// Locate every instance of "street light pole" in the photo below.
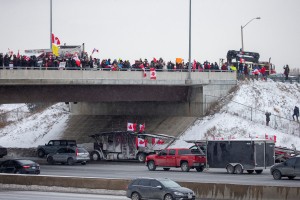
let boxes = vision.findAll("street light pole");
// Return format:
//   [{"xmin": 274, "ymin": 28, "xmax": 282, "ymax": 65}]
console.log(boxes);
[
  {"xmin": 50, "ymin": 0, "xmax": 53, "ymax": 51},
  {"xmin": 241, "ymin": 17, "xmax": 260, "ymax": 52},
  {"xmin": 188, "ymin": 0, "xmax": 192, "ymax": 81}
]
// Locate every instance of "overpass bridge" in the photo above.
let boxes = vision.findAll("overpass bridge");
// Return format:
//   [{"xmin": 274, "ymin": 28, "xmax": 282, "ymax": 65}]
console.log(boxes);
[
  {"xmin": 0, "ymin": 69, "xmax": 236, "ymax": 117},
  {"xmin": 0, "ymin": 69, "xmax": 237, "ymax": 141}
]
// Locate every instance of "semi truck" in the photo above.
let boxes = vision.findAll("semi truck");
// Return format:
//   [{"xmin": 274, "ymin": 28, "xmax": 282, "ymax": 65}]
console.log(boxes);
[
  {"xmin": 186, "ymin": 139, "xmax": 275, "ymax": 174},
  {"xmin": 88, "ymin": 131, "xmax": 175, "ymax": 162}
]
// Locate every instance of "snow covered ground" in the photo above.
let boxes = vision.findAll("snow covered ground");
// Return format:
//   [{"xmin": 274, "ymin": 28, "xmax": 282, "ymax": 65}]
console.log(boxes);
[{"xmin": 0, "ymin": 80, "xmax": 300, "ymax": 150}]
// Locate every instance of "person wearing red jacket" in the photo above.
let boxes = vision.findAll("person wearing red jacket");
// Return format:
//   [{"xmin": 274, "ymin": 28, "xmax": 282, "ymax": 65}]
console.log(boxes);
[{"xmin": 260, "ymin": 65, "xmax": 266, "ymax": 80}]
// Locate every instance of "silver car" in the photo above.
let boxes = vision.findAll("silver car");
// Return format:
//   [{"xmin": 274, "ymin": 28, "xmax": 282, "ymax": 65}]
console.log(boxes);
[{"xmin": 47, "ymin": 147, "xmax": 90, "ymax": 165}]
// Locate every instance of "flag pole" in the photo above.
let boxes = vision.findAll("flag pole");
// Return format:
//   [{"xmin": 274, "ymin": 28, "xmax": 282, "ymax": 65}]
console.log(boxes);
[{"xmin": 50, "ymin": 0, "xmax": 52, "ymax": 51}]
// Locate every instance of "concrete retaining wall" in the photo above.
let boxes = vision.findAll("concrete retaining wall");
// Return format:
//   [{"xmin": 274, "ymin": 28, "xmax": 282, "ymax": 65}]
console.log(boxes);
[{"xmin": 0, "ymin": 174, "xmax": 299, "ymax": 200}]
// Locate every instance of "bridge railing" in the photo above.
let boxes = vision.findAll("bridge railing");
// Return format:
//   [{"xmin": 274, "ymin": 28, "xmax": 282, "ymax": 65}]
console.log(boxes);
[
  {"xmin": 0, "ymin": 66, "xmax": 234, "ymax": 73},
  {"xmin": 205, "ymin": 94, "xmax": 300, "ymax": 137}
]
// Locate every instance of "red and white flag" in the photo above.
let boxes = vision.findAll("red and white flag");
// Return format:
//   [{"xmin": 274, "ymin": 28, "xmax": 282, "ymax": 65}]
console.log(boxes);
[
  {"xmin": 139, "ymin": 64, "xmax": 146, "ymax": 78},
  {"xmin": 127, "ymin": 122, "xmax": 137, "ymax": 132},
  {"xmin": 24, "ymin": 56, "xmax": 30, "ymax": 61},
  {"xmin": 150, "ymin": 68, "xmax": 156, "ymax": 80},
  {"xmin": 73, "ymin": 55, "xmax": 81, "ymax": 67},
  {"xmin": 136, "ymin": 137, "xmax": 147, "ymax": 147},
  {"xmin": 139, "ymin": 123, "xmax": 145, "ymax": 133},
  {"xmin": 17, "ymin": 50, "xmax": 20, "ymax": 59},
  {"xmin": 92, "ymin": 48, "xmax": 99, "ymax": 54},
  {"xmin": 52, "ymin": 33, "xmax": 61, "ymax": 45},
  {"xmin": 152, "ymin": 138, "xmax": 164, "ymax": 145},
  {"xmin": 239, "ymin": 58, "xmax": 245, "ymax": 63}
]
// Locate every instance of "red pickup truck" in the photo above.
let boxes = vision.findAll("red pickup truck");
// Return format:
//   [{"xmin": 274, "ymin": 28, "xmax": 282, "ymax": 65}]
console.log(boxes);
[{"xmin": 145, "ymin": 148, "xmax": 206, "ymax": 172}]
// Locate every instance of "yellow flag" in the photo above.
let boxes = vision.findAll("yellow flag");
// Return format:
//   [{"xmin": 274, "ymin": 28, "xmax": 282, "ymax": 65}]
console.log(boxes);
[{"xmin": 52, "ymin": 44, "xmax": 59, "ymax": 56}]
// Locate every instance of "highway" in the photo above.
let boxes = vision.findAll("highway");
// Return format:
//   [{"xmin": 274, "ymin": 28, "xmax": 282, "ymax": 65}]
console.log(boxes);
[
  {"xmin": 39, "ymin": 162, "xmax": 300, "ymax": 187},
  {"xmin": 0, "ymin": 191, "xmax": 127, "ymax": 200}
]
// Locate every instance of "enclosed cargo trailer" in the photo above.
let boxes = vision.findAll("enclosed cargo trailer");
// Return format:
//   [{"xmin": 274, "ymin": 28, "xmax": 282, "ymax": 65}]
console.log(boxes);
[{"xmin": 186, "ymin": 139, "xmax": 275, "ymax": 174}]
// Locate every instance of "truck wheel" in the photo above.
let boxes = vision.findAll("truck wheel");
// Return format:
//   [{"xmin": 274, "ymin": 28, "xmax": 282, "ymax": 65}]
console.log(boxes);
[
  {"xmin": 147, "ymin": 161, "xmax": 156, "ymax": 171},
  {"xmin": 247, "ymin": 170, "xmax": 254, "ymax": 174},
  {"xmin": 181, "ymin": 162, "xmax": 190, "ymax": 172},
  {"xmin": 288, "ymin": 176, "xmax": 295, "ymax": 180},
  {"xmin": 163, "ymin": 168, "xmax": 170, "ymax": 171},
  {"xmin": 234, "ymin": 164, "xmax": 243, "ymax": 174},
  {"xmin": 255, "ymin": 170, "xmax": 263, "ymax": 174},
  {"xmin": 37, "ymin": 149, "xmax": 45, "ymax": 158},
  {"xmin": 272, "ymin": 170, "xmax": 282, "ymax": 180},
  {"xmin": 91, "ymin": 151, "xmax": 100, "ymax": 161},
  {"xmin": 47, "ymin": 156, "xmax": 54, "ymax": 165},
  {"xmin": 226, "ymin": 164, "xmax": 234, "ymax": 174},
  {"xmin": 196, "ymin": 166, "xmax": 204, "ymax": 172},
  {"xmin": 137, "ymin": 153, "xmax": 146, "ymax": 163}
]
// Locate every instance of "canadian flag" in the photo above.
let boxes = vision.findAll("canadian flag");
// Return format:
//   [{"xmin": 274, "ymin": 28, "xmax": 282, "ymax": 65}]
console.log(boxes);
[
  {"xmin": 139, "ymin": 64, "xmax": 146, "ymax": 78},
  {"xmin": 73, "ymin": 55, "xmax": 81, "ymax": 67},
  {"xmin": 52, "ymin": 33, "xmax": 61, "ymax": 45},
  {"xmin": 150, "ymin": 68, "xmax": 156, "ymax": 80},
  {"xmin": 240, "ymin": 58, "xmax": 245, "ymax": 63},
  {"xmin": 127, "ymin": 122, "xmax": 137, "ymax": 132},
  {"xmin": 136, "ymin": 137, "xmax": 147, "ymax": 147},
  {"xmin": 24, "ymin": 56, "xmax": 30, "ymax": 61},
  {"xmin": 152, "ymin": 138, "xmax": 164, "ymax": 145},
  {"xmin": 139, "ymin": 123, "xmax": 145, "ymax": 133}
]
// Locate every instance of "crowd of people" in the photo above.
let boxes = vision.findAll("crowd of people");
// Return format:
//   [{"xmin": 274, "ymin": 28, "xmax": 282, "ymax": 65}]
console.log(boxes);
[{"xmin": 0, "ymin": 52, "xmax": 228, "ymax": 72}]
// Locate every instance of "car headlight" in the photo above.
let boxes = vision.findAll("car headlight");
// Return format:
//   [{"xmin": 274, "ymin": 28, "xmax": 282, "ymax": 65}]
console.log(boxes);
[{"xmin": 174, "ymin": 192, "xmax": 184, "ymax": 196}]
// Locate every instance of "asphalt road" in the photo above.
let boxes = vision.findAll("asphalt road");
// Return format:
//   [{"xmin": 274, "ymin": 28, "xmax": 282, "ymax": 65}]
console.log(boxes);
[
  {"xmin": 39, "ymin": 162, "xmax": 300, "ymax": 187},
  {"xmin": 0, "ymin": 191, "xmax": 128, "ymax": 200}
]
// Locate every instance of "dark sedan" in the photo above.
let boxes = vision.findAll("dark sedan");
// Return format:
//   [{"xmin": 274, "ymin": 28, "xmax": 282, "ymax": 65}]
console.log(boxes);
[
  {"xmin": 127, "ymin": 177, "xmax": 195, "ymax": 200},
  {"xmin": 0, "ymin": 159, "xmax": 40, "ymax": 174}
]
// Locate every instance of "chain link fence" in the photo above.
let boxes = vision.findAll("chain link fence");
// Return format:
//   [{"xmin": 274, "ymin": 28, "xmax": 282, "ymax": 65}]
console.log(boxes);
[{"xmin": 204, "ymin": 95, "xmax": 300, "ymax": 137}]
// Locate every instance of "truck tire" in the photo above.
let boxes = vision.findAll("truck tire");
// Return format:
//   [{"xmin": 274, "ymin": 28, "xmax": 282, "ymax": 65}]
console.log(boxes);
[
  {"xmin": 147, "ymin": 160, "xmax": 156, "ymax": 171},
  {"xmin": 37, "ymin": 149, "xmax": 45, "ymax": 158},
  {"xmin": 180, "ymin": 162, "xmax": 190, "ymax": 172},
  {"xmin": 288, "ymin": 176, "xmax": 295, "ymax": 180},
  {"xmin": 137, "ymin": 153, "xmax": 146, "ymax": 163},
  {"xmin": 272, "ymin": 170, "xmax": 282, "ymax": 180},
  {"xmin": 234, "ymin": 164, "xmax": 243, "ymax": 174},
  {"xmin": 163, "ymin": 168, "xmax": 170, "ymax": 171},
  {"xmin": 226, "ymin": 164, "xmax": 234, "ymax": 174},
  {"xmin": 47, "ymin": 156, "xmax": 54, "ymax": 165},
  {"xmin": 196, "ymin": 166, "xmax": 204, "ymax": 172},
  {"xmin": 247, "ymin": 170, "xmax": 254, "ymax": 174},
  {"xmin": 255, "ymin": 170, "xmax": 263, "ymax": 174},
  {"xmin": 90, "ymin": 151, "xmax": 100, "ymax": 161}
]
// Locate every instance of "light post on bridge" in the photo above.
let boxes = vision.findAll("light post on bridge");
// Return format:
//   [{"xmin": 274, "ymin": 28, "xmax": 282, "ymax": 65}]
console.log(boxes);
[
  {"xmin": 241, "ymin": 17, "xmax": 260, "ymax": 52},
  {"xmin": 187, "ymin": 0, "xmax": 192, "ymax": 82},
  {"xmin": 50, "ymin": 0, "xmax": 53, "ymax": 52}
]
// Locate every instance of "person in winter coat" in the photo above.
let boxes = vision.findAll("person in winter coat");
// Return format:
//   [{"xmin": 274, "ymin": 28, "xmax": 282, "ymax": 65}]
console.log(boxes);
[
  {"xmin": 284, "ymin": 65, "xmax": 290, "ymax": 80},
  {"xmin": 244, "ymin": 64, "xmax": 249, "ymax": 79},
  {"xmin": 265, "ymin": 112, "xmax": 271, "ymax": 126},
  {"xmin": 260, "ymin": 65, "xmax": 266, "ymax": 80},
  {"xmin": 293, "ymin": 106, "xmax": 299, "ymax": 121}
]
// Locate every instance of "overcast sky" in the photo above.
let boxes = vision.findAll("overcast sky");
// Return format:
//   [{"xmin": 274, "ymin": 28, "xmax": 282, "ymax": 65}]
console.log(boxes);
[{"xmin": 1, "ymin": 0, "xmax": 299, "ymax": 72}]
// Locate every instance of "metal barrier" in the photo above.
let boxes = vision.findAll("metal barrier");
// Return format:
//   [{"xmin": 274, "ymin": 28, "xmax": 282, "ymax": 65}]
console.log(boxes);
[{"xmin": 0, "ymin": 66, "xmax": 233, "ymax": 73}]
